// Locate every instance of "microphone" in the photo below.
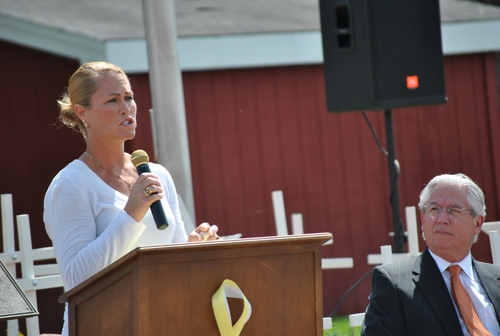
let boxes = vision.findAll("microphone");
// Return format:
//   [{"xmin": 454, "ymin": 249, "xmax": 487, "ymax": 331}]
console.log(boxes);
[{"xmin": 131, "ymin": 150, "xmax": 169, "ymax": 230}]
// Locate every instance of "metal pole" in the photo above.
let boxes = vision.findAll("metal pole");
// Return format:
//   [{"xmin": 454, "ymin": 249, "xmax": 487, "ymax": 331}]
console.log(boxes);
[
  {"xmin": 384, "ymin": 109, "xmax": 404, "ymax": 253},
  {"xmin": 141, "ymin": 0, "xmax": 196, "ymax": 223}
]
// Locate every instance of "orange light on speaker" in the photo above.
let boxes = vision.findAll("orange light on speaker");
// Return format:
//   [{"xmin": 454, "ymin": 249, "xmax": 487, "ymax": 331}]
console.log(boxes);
[{"xmin": 406, "ymin": 76, "xmax": 419, "ymax": 89}]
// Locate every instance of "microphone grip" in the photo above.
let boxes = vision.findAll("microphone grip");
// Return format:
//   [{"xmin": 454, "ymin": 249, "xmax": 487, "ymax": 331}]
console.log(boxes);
[{"xmin": 136, "ymin": 164, "xmax": 169, "ymax": 230}]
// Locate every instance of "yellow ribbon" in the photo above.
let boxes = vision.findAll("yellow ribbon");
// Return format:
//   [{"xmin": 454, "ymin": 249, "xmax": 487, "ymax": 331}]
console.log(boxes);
[{"xmin": 212, "ymin": 279, "xmax": 252, "ymax": 336}]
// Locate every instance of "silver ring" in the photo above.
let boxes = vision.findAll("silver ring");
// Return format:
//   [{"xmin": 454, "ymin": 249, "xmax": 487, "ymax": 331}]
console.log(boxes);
[{"xmin": 144, "ymin": 186, "xmax": 153, "ymax": 197}]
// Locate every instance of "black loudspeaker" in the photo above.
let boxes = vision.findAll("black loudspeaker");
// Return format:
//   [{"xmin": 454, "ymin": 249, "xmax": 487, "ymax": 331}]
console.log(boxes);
[{"xmin": 319, "ymin": 0, "xmax": 447, "ymax": 112}]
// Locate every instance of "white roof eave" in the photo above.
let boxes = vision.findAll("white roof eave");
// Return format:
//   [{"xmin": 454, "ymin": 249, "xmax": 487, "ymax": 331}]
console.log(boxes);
[
  {"xmin": 441, "ymin": 19, "xmax": 500, "ymax": 55},
  {"xmin": 1, "ymin": 14, "xmax": 500, "ymax": 73},
  {"xmin": 0, "ymin": 15, "xmax": 105, "ymax": 64}
]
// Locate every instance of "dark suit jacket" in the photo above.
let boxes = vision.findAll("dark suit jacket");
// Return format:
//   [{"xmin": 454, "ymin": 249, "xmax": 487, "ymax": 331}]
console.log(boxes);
[{"xmin": 362, "ymin": 248, "xmax": 500, "ymax": 336}]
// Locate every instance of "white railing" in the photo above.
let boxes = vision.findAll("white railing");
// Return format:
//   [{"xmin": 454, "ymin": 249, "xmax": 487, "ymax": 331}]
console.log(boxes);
[{"xmin": 1, "ymin": 194, "xmax": 63, "ymax": 336}]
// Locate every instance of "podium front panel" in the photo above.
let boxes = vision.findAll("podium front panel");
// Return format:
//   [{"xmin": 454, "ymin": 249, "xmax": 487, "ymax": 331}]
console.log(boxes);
[{"xmin": 142, "ymin": 242, "xmax": 320, "ymax": 334}]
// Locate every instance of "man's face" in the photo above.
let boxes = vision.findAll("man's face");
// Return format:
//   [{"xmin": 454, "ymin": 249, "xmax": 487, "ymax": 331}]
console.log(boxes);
[{"xmin": 420, "ymin": 183, "xmax": 484, "ymax": 262}]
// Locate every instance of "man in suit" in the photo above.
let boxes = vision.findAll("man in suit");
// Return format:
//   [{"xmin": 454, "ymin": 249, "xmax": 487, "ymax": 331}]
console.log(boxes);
[{"xmin": 362, "ymin": 173, "xmax": 500, "ymax": 335}]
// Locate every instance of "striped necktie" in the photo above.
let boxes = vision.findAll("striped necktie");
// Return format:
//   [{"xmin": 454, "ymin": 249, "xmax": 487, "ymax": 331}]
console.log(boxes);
[{"xmin": 448, "ymin": 265, "xmax": 491, "ymax": 336}]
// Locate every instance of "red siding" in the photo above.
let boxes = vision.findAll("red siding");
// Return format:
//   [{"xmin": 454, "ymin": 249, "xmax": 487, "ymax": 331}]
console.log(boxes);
[
  {"xmin": 1, "ymin": 37, "xmax": 500, "ymax": 332},
  {"xmin": 182, "ymin": 54, "xmax": 500, "ymax": 314},
  {"xmin": 0, "ymin": 40, "xmax": 80, "ymax": 335}
]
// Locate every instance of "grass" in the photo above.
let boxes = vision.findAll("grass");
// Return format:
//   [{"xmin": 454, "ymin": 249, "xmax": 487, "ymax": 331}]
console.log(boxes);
[{"xmin": 323, "ymin": 315, "xmax": 361, "ymax": 336}]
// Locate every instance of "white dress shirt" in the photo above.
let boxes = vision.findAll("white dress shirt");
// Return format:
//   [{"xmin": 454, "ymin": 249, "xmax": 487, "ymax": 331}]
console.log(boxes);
[{"xmin": 429, "ymin": 249, "xmax": 500, "ymax": 336}]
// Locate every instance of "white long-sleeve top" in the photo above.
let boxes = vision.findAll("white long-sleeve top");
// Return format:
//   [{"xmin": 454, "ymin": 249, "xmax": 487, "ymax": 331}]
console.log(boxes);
[{"xmin": 44, "ymin": 159, "xmax": 188, "ymax": 335}]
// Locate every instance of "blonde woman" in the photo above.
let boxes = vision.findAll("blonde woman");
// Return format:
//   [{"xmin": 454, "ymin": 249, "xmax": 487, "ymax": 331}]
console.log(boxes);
[{"xmin": 44, "ymin": 61, "xmax": 218, "ymax": 336}]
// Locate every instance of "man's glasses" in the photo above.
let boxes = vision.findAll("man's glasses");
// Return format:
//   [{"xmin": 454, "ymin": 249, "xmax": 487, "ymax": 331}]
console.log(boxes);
[{"xmin": 424, "ymin": 203, "xmax": 475, "ymax": 218}]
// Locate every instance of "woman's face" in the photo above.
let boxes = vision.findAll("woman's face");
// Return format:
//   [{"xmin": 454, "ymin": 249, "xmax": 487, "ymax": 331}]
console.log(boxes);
[{"xmin": 78, "ymin": 71, "xmax": 137, "ymax": 144}]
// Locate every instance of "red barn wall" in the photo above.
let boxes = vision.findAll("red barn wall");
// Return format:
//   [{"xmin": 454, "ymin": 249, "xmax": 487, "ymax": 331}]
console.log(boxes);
[
  {"xmin": 1, "ymin": 38, "xmax": 499, "ymax": 333},
  {"xmin": 181, "ymin": 54, "xmax": 500, "ymax": 315}
]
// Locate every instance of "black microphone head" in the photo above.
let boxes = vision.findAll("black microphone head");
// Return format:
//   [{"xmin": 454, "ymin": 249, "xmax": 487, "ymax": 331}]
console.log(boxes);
[{"xmin": 131, "ymin": 149, "xmax": 149, "ymax": 167}]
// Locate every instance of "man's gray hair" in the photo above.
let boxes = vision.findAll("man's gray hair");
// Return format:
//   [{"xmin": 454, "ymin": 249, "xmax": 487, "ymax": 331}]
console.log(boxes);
[{"xmin": 418, "ymin": 173, "xmax": 486, "ymax": 217}]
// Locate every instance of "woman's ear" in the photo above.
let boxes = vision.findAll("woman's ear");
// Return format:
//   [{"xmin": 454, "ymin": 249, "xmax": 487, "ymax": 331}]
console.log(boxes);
[{"xmin": 74, "ymin": 104, "xmax": 87, "ymax": 122}]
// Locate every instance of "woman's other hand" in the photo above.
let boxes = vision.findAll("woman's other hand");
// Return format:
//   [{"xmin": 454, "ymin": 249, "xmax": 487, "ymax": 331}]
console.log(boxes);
[{"xmin": 189, "ymin": 222, "xmax": 220, "ymax": 242}]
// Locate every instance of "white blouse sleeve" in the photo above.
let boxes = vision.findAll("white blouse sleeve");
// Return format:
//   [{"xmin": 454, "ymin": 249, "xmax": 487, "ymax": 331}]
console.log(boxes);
[{"xmin": 44, "ymin": 177, "xmax": 146, "ymax": 290}]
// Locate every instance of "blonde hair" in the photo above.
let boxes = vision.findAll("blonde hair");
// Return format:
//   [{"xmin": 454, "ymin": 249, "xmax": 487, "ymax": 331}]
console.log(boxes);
[{"xmin": 57, "ymin": 61, "xmax": 127, "ymax": 140}]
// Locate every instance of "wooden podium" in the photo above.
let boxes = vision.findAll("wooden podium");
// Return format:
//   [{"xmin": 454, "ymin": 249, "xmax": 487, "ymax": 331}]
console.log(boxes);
[{"xmin": 59, "ymin": 233, "xmax": 332, "ymax": 335}]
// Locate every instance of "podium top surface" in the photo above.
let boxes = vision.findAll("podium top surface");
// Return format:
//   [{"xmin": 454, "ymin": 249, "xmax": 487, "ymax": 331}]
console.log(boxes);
[{"xmin": 59, "ymin": 232, "xmax": 332, "ymax": 303}]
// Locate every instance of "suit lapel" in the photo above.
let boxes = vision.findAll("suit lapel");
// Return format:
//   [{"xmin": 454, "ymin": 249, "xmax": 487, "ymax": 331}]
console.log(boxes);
[{"xmin": 412, "ymin": 249, "xmax": 463, "ymax": 335}]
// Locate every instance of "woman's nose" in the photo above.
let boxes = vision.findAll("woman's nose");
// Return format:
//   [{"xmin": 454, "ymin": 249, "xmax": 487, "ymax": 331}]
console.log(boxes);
[{"xmin": 120, "ymin": 101, "xmax": 131, "ymax": 114}]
